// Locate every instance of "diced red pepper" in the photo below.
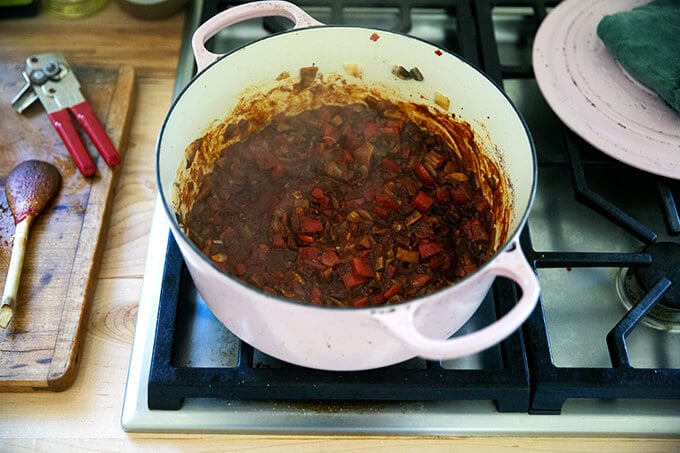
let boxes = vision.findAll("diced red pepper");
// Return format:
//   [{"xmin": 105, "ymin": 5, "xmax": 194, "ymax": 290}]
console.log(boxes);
[
  {"xmin": 235, "ymin": 263, "xmax": 247, "ymax": 276},
  {"xmin": 383, "ymin": 284, "xmax": 401, "ymax": 300},
  {"xmin": 418, "ymin": 242, "xmax": 443, "ymax": 259},
  {"xmin": 300, "ymin": 217, "xmax": 323, "ymax": 233},
  {"xmin": 412, "ymin": 190, "xmax": 435, "ymax": 213},
  {"xmin": 297, "ymin": 234, "xmax": 315, "ymax": 244},
  {"xmin": 341, "ymin": 272, "xmax": 368, "ymax": 289},
  {"xmin": 380, "ymin": 158, "xmax": 401, "ymax": 173},
  {"xmin": 414, "ymin": 162, "xmax": 436, "ymax": 185},
  {"xmin": 411, "ymin": 274, "xmax": 431, "ymax": 289},
  {"xmin": 310, "ymin": 187, "xmax": 326, "ymax": 201},
  {"xmin": 352, "ymin": 257, "xmax": 376, "ymax": 278},
  {"xmin": 352, "ymin": 295, "xmax": 370, "ymax": 307}
]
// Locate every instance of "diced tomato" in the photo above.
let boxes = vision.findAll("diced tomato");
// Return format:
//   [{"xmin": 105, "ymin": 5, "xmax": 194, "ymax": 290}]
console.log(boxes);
[
  {"xmin": 414, "ymin": 162, "xmax": 436, "ymax": 185},
  {"xmin": 310, "ymin": 187, "xmax": 325, "ymax": 201},
  {"xmin": 386, "ymin": 264, "xmax": 399, "ymax": 279},
  {"xmin": 418, "ymin": 242, "xmax": 443, "ymax": 259},
  {"xmin": 297, "ymin": 246, "xmax": 321, "ymax": 264},
  {"xmin": 235, "ymin": 263, "xmax": 247, "ymax": 276},
  {"xmin": 352, "ymin": 295, "xmax": 370, "ymax": 307},
  {"xmin": 319, "ymin": 249, "xmax": 340, "ymax": 267},
  {"xmin": 300, "ymin": 217, "xmax": 323, "ymax": 233},
  {"xmin": 375, "ymin": 193, "xmax": 400, "ymax": 211},
  {"xmin": 412, "ymin": 190, "xmax": 435, "ymax": 213},
  {"xmin": 380, "ymin": 158, "xmax": 401, "ymax": 173},
  {"xmin": 369, "ymin": 294, "xmax": 385, "ymax": 305},
  {"xmin": 450, "ymin": 186, "xmax": 471, "ymax": 204},
  {"xmin": 459, "ymin": 218, "xmax": 489, "ymax": 243},
  {"xmin": 429, "ymin": 252, "xmax": 451, "ymax": 271},
  {"xmin": 411, "ymin": 274, "xmax": 431, "ymax": 289},
  {"xmin": 363, "ymin": 122, "xmax": 379, "ymax": 141},
  {"xmin": 341, "ymin": 272, "xmax": 368, "ymax": 289},
  {"xmin": 471, "ymin": 195, "xmax": 491, "ymax": 216},
  {"xmin": 352, "ymin": 257, "xmax": 376, "ymax": 278},
  {"xmin": 371, "ymin": 205, "xmax": 390, "ymax": 220},
  {"xmin": 383, "ymin": 284, "xmax": 401, "ymax": 300}
]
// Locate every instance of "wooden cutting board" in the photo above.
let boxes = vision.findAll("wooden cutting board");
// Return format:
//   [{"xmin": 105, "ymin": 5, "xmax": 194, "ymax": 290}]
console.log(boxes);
[{"xmin": 0, "ymin": 60, "xmax": 135, "ymax": 392}]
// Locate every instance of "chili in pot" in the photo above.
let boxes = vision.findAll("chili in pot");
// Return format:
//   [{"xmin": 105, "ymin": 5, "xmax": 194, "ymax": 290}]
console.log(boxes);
[{"xmin": 180, "ymin": 76, "xmax": 503, "ymax": 308}]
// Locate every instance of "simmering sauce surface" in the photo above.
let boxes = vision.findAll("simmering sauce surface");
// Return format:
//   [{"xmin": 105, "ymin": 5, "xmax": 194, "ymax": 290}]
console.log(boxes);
[{"xmin": 181, "ymin": 92, "xmax": 506, "ymax": 307}]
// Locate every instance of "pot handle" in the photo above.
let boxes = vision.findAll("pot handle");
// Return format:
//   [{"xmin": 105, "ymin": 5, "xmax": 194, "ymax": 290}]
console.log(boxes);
[
  {"xmin": 372, "ymin": 237, "xmax": 540, "ymax": 361},
  {"xmin": 192, "ymin": 0, "xmax": 324, "ymax": 73}
]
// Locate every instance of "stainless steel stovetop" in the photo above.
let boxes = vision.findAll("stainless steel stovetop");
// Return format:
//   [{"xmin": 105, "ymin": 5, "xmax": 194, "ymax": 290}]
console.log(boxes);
[{"xmin": 121, "ymin": 0, "xmax": 680, "ymax": 436}]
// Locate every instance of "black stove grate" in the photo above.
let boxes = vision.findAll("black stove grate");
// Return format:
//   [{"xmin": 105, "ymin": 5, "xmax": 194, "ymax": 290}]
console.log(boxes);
[
  {"xmin": 148, "ymin": 236, "xmax": 531, "ymax": 411},
  {"xmin": 147, "ymin": 0, "xmax": 680, "ymax": 413}
]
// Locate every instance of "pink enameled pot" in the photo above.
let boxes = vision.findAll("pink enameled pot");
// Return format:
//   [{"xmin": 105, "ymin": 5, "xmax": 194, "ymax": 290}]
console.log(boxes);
[{"xmin": 156, "ymin": 0, "xmax": 539, "ymax": 371}]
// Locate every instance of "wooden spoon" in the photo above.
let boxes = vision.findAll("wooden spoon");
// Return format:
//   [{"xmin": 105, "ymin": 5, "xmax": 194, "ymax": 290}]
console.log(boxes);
[{"xmin": 0, "ymin": 160, "xmax": 61, "ymax": 329}]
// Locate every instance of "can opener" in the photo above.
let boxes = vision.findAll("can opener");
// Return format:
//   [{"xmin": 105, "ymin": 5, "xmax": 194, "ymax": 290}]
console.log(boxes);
[{"xmin": 11, "ymin": 52, "xmax": 121, "ymax": 177}]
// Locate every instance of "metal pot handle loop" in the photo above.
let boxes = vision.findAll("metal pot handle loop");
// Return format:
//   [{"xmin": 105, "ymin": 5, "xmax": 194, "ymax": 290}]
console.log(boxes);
[
  {"xmin": 373, "ymin": 237, "xmax": 540, "ymax": 361},
  {"xmin": 192, "ymin": 0, "xmax": 324, "ymax": 73}
]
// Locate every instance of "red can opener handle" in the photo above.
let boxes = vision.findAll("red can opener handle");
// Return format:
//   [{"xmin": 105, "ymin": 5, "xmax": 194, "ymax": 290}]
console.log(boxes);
[
  {"xmin": 11, "ymin": 52, "xmax": 123, "ymax": 178},
  {"xmin": 48, "ymin": 102, "xmax": 121, "ymax": 177}
]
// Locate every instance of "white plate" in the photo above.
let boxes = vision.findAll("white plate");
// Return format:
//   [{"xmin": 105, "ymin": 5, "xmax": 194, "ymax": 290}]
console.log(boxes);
[{"xmin": 532, "ymin": 0, "xmax": 680, "ymax": 179}]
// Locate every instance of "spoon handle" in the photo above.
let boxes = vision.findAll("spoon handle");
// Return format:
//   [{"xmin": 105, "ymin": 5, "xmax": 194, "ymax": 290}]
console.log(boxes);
[{"xmin": 0, "ymin": 217, "xmax": 33, "ymax": 329}]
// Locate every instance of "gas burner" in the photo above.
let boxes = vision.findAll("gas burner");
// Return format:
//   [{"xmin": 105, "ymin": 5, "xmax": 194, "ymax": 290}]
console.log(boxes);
[{"xmin": 617, "ymin": 241, "xmax": 680, "ymax": 332}]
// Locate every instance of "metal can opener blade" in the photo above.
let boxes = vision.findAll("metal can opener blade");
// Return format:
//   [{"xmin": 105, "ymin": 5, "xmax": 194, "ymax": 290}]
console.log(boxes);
[{"xmin": 11, "ymin": 52, "xmax": 121, "ymax": 177}]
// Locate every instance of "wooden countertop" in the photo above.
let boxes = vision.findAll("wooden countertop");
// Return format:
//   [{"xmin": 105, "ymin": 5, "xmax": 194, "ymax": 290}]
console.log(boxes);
[{"xmin": 0, "ymin": 3, "xmax": 678, "ymax": 451}]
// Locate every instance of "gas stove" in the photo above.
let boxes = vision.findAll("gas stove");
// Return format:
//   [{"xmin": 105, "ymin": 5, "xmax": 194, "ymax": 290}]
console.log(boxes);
[{"xmin": 121, "ymin": 0, "xmax": 680, "ymax": 435}]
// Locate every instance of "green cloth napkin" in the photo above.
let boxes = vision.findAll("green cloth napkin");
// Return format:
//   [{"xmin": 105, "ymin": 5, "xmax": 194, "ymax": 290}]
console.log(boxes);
[{"xmin": 597, "ymin": 0, "xmax": 680, "ymax": 113}]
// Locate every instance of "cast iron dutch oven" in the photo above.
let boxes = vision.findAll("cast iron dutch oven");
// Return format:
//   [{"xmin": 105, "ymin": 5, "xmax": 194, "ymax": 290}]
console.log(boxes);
[{"xmin": 156, "ymin": 0, "xmax": 539, "ymax": 371}]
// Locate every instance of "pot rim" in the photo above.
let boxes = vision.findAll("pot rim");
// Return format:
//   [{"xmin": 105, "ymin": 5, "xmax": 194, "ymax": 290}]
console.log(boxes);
[{"xmin": 155, "ymin": 25, "xmax": 538, "ymax": 311}]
